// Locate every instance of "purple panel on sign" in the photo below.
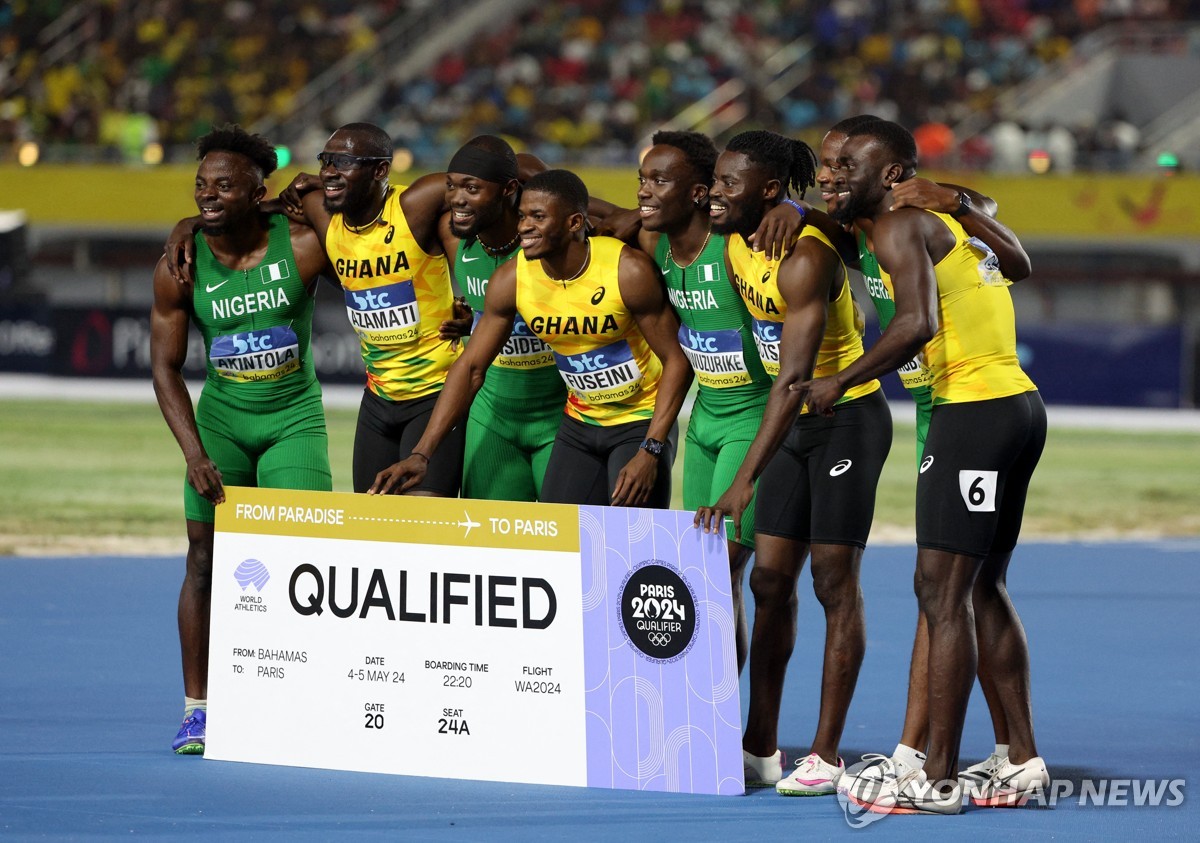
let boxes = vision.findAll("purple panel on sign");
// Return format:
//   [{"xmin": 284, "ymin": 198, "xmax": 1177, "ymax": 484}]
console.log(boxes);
[{"xmin": 580, "ymin": 506, "xmax": 743, "ymax": 795}]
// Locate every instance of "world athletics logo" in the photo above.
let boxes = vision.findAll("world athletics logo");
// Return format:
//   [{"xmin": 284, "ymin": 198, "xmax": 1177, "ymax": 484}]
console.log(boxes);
[
  {"xmin": 617, "ymin": 561, "xmax": 697, "ymax": 663},
  {"xmin": 233, "ymin": 559, "xmax": 271, "ymax": 592}
]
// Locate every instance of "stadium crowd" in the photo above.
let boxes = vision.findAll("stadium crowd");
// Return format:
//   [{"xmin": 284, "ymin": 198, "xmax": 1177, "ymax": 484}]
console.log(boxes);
[{"xmin": 2, "ymin": 0, "xmax": 1196, "ymax": 169}]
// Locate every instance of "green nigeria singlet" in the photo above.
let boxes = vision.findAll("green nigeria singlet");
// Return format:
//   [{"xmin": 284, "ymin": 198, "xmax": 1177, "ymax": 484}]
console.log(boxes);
[
  {"xmin": 192, "ymin": 213, "xmax": 317, "ymax": 400},
  {"xmin": 857, "ymin": 230, "xmax": 933, "ymax": 463},
  {"xmin": 656, "ymin": 231, "xmax": 771, "ymax": 548},
  {"xmin": 457, "ymin": 238, "xmax": 566, "ymax": 500},
  {"xmin": 185, "ymin": 213, "xmax": 331, "ymax": 523},
  {"xmin": 656, "ymin": 232, "xmax": 772, "ymax": 413}
]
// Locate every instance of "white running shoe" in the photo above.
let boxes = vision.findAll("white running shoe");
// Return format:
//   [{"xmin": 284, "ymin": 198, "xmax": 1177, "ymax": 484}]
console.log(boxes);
[
  {"xmin": 848, "ymin": 768, "xmax": 964, "ymax": 816},
  {"xmin": 837, "ymin": 753, "xmax": 918, "ymax": 798},
  {"xmin": 958, "ymin": 751, "xmax": 1007, "ymax": 795},
  {"xmin": 776, "ymin": 752, "xmax": 844, "ymax": 796},
  {"xmin": 743, "ymin": 749, "xmax": 784, "ymax": 788},
  {"xmin": 970, "ymin": 756, "xmax": 1050, "ymax": 807}
]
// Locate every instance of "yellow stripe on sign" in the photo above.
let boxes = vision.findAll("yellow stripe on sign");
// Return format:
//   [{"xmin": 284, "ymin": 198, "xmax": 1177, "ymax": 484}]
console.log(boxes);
[{"xmin": 218, "ymin": 487, "xmax": 580, "ymax": 552}]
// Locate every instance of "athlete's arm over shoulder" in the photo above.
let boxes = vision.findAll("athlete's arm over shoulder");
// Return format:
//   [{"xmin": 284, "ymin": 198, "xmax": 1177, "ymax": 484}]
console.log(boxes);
[
  {"xmin": 149, "ymin": 259, "xmax": 224, "ymax": 504},
  {"xmin": 803, "ymin": 207, "xmax": 859, "ymax": 267},
  {"xmin": 793, "ymin": 210, "xmax": 939, "ymax": 416},
  {"xmin": 287, "ymin": 218, "xmax": 332, "ymax": 294},
  {"xmin": 889, "ymin": 177, "xmax": 1030, "ymax": 281},
  {"xmin": 396, "ymin": 172, "xmax": 449, "ymax": 256}
]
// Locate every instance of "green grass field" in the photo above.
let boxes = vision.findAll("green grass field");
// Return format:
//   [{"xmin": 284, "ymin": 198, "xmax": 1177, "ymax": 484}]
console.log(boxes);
[{"xmin": 2, "ymin": 399, "xmax": 1198, "ymax": 554}]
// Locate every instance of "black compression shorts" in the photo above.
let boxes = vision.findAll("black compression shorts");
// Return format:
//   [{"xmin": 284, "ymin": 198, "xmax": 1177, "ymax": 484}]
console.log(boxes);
[
  {"xmin": 755, "ymin": 389, "xmax": 893, "ymax": 546},
  {"xmin": 352, "ymin": 389, "xmax": 464, "ymax": 496},
  {"xmin": 916, "ymin": 390, "xmax": 1046, "ymax": 558},
  {"xmin": 539, "ymin": 415, "xmax": 677, "ymax": 508}
]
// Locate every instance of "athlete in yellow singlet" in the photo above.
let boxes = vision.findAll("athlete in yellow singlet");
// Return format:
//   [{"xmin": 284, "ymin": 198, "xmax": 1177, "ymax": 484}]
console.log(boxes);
[
  {"xmin": 286, "ymin": 123, "xmax": 469, "ymax": 496},
  {"xmin": 800, "ymin": 119, "xmax": 1047, "ymax": 814},
  {"xmin": 370, "ymin": 169, "xmax": 693, "ymax": 508},
  {"xmin": 693, "ymin": 131, "xmax": 892, "ymax": 796}
]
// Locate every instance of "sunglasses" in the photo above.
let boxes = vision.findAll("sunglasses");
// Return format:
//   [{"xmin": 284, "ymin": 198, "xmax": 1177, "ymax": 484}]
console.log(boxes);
[{"xmin": 317, "ymin": 152, "xmax": 390, "ymax": 172}]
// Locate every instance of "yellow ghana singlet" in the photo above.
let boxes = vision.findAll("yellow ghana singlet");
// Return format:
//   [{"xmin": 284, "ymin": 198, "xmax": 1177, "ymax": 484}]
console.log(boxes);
[
  {"xmin": 325, "ymin": 185, "xmax": 459, "ymax": 401},
  {"xmin": 515, "ymin": 236, "xmax": 661, "ymax": 426},
  {"xmin": 728, "ymin": 229, "xmax": 879, "ymax": 411},
  {"xmin": 875, "ymin": 212, "xmax": 1036, "ymax": 404}
]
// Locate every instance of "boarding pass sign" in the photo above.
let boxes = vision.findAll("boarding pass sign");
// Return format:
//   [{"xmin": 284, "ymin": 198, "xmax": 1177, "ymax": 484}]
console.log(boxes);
[{"xmin": 206, "ymin": 487, "xmax": 743, "ymax": 795}]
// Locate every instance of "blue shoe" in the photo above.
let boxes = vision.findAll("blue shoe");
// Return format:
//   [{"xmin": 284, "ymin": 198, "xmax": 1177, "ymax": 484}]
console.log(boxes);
[{"xmin": 172, "ymin": 709, "xmax": 206, "ymax": 755}]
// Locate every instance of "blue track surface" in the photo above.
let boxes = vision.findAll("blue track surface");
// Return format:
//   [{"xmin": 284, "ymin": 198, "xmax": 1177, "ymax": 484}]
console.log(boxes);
[{"xmin": 2, "ymin": 541, "xmax": 1198, "ymax": 839}]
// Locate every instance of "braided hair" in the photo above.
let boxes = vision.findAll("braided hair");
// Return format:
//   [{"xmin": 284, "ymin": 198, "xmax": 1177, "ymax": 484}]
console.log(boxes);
[{"xmin": 725, "ymin": 130, "xmax": 818, "ymax": 199}]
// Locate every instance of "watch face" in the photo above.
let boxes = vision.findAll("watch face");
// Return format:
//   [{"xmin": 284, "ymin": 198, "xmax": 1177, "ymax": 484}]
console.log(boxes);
[{"xmin": 641, "ymin": 438, "xmax": 664, "ymax": 456}]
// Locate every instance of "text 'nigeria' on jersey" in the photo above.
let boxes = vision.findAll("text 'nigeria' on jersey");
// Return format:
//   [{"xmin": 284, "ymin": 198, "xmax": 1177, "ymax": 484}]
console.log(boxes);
[
  {"xmin": 667, "ymin": 287, "xmax": 720, "ymax": 312},
  {"xmin": 210, "ymin": 287, "xmax": 293, "ymax": 323},
  {"xmin": 864, "ymin": 273, "xmax": 890, "ymax": 301}
]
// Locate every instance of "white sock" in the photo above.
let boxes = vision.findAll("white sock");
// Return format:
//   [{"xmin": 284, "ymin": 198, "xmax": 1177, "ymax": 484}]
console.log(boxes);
[
  {"xmin": 893, "ymin": 743, "xmax": 926, "ymax": 771},
  {"xmin": 184, "ymin": 697, "xmax": 207, "ymax": 716},
  {"xmin": 995, "ymin": 743, "xmax": 1009, "ymax": 759}
]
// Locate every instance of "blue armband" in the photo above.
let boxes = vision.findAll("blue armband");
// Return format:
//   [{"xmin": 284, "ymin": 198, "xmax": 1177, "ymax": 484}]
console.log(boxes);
[{"xmin": 782, "ymin": 198, "xmax": 806, "ymax": 220}]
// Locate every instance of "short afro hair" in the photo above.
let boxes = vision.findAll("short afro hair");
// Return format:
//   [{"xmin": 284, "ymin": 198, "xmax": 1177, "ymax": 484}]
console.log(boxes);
[
  {"xmin": 523, "ymin": 169, "xmax": 589, "ymax": 216},
  {"xmin": 845, "ymin": 120, "xmax": 918, "ymax": 171},
  {"xmin": 196, "ymin": 124, "xmax": 277, "ymax": 178},
  {"xmin": 829, "ymin": 114, "xmax": 882, "ymax": 135},
  {"xmin": 650, "ymin": 130, "xmax": 718, "ymax": 185}
]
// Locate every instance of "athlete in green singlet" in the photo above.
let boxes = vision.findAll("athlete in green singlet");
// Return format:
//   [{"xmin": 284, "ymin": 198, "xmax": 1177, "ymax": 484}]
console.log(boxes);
[
  {"xmin": 445, "ymin": 136, "xmax": 566, "ymax": 501},
  {"xmin": 631, "ymin": 131, "xmax": 780, "ymax": 674},
  {"xmin": 151, "ymin": 125, "xmax": 332, "ymax": 756}
]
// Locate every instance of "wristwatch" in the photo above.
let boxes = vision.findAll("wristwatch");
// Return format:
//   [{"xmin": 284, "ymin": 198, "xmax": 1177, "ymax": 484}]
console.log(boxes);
[
  {"xmin": 950, "ymin": 191, "xmax": 973, "ymax": 218},
  {"xmin": 639, "ymin": 438, "xmax": 665, "ymax": 457}
]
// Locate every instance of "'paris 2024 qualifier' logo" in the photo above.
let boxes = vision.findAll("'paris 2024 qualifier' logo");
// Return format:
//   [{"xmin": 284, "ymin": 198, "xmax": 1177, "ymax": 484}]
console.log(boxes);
[{"xmin": 618, "ymin": 561, "xmax": 697, "ymax": 662}]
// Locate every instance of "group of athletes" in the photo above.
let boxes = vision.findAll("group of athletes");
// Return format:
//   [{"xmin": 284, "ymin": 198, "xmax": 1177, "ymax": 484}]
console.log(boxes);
[{"xmin": 150, "ymin": 114, "xmax": 1047, "ymax": 816}]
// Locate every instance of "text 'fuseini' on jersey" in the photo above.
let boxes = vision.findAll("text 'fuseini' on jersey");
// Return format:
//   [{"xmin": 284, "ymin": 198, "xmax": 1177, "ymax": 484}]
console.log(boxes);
[
  {"xmin": 457, "ymin": 239, "xmax": 566, "ymax": 406},
  {"xmin": 656, "ymin": 232, "xmax": 771, "ymax": 410},
  {"xmin": 515, "ymin": 236, "xmax": 661, "ymax": 426},
  {"xmin": 881, "ymin": 212, "xmax": 1035, "ymax": 404},
  {"xmin": 325, "ymin": 185, "xmax": 459, "ymax": 402},
  {"xmin": 728, "ymin": 228, "xmax": 879, "ymax": 411},
  {"xmin": 191, "ymin": 214, "xmax": 316, "ymax": 400}
]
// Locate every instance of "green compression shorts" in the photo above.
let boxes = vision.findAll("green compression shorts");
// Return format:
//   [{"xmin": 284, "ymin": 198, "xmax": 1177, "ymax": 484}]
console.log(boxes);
[
  {"xmin": 462, "ymin": 388, "xmax": 563, "ymax": 501},
  {"xmin": 185, "ymin": 378, "xmax": 332, "ymax": 523},
  {"xmin": 681, "ymin": 393, "xmax": 768, "ymax": 549}
]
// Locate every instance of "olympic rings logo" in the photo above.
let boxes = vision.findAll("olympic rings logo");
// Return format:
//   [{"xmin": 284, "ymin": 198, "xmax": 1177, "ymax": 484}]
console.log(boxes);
[{"xmin": 647, "ymin": 632, "xmax": 672, "ymax": 647}]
